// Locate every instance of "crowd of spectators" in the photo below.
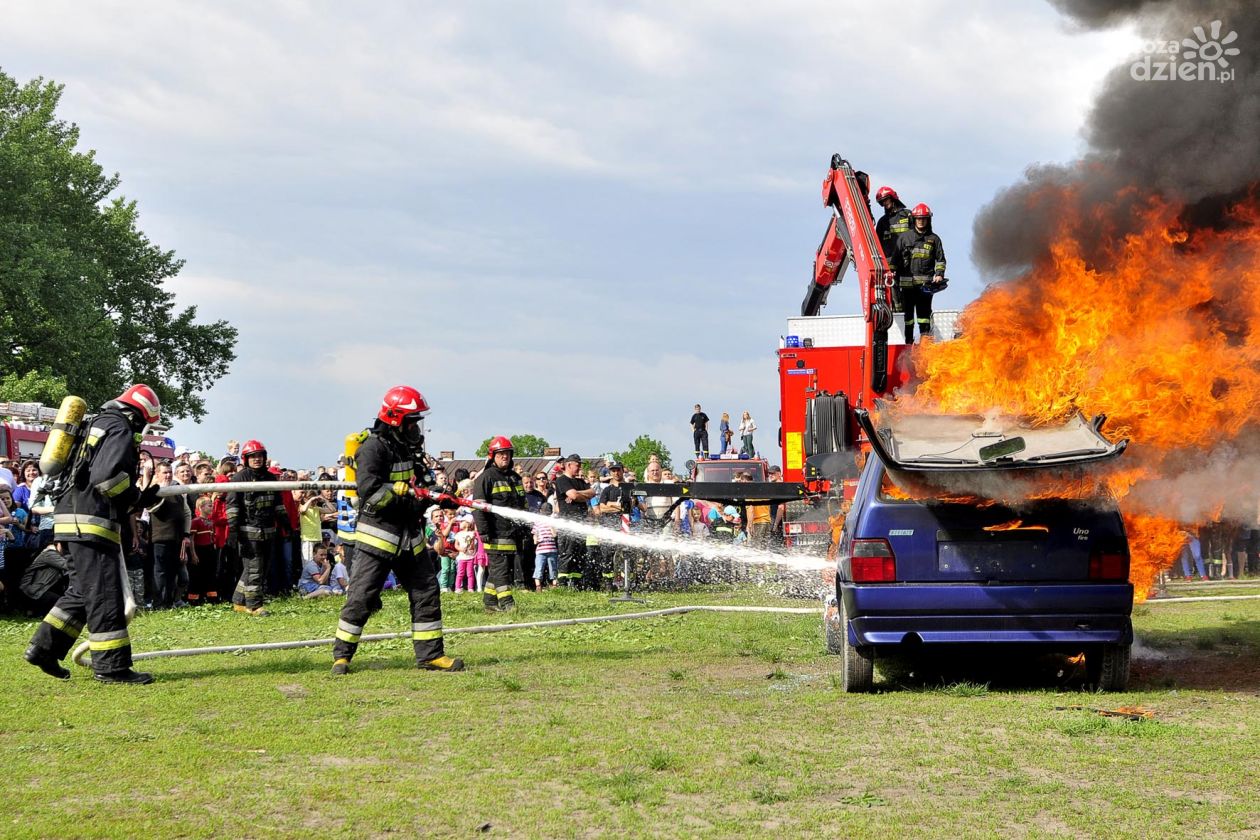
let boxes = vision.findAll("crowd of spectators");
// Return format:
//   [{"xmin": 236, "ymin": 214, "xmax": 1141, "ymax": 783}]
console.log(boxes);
[
  {"xmin": 0, "ymin": 442, "xmax": 785, "ymax": 611},
  {"xmin": 5, "ymin": 438, "xmax": 1253, "ymax": 613}
]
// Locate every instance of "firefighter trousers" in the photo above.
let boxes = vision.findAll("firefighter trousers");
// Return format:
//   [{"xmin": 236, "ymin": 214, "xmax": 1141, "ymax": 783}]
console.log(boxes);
[
  {"xmin": 557, "ymin": 530, "xmax": 586, "ymax": 587},
  {"xmin": 693, "ymin": 429, "xmax": 709, "ymax": 458},
  {"xmin": 29, "ymin": 540, "xmax": 132, "ymax": 674},
  {"xmin": 901, "ymin": 282, "xmax": 933, "ymax": 343},
  {"xmin": 333, "ymin": 546, "xmax": 445, "ymax": 664},
  {"xmin": 232, "ymin": 538, "xmax": 271, "ymax": 609},
  {"xmin": 483, "ymin": 550, "xmax": 516, "ymax": 610}
]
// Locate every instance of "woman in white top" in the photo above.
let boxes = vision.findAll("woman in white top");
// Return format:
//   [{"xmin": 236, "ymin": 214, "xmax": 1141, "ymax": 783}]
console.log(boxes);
[{"xmin": 738, "ymin": 411, "xmax": 757, "ymax": 457}]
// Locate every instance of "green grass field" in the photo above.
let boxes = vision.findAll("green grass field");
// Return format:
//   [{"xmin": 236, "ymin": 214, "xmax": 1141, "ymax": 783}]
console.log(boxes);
[{"xmin": 1, "ymin": 584, "xmax": 1258, "ymax": 838}]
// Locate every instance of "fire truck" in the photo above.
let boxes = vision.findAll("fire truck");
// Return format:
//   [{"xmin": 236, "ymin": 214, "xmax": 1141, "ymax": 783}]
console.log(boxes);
[
  {"xmin": 0, "ymin": 401, "xmax": 175, "ymax": 464},
  {"xmin": 776, "ymin": 155, "xmax": 959, "ymax": 546}
]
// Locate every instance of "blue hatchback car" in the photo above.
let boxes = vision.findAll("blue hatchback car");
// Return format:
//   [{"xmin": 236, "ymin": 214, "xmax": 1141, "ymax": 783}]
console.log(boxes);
[{"xmin": 826, "ymin": 414, "xmax": 1134, "ymax": 693}]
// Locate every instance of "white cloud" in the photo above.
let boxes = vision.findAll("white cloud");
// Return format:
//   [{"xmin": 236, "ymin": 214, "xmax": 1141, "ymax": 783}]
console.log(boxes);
[{"xmin": 2, "ymin": 0, "xmax": 1142, "ymax": 465}]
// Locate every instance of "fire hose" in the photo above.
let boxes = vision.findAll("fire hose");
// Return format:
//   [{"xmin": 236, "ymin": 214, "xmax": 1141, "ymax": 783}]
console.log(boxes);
[
  {"xmin": 71, "ymin": 606, "xmax": 821, "ymax": 667},
  {"xmin": 156, "ymin": 481, "xmax": 489, "ymax": 512}
]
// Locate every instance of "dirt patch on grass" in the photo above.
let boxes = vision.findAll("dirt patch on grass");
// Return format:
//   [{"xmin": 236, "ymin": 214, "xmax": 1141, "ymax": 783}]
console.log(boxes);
[{"xmin": 1132, "ymin": 650, "xmax": 1260, "ymax": 691}]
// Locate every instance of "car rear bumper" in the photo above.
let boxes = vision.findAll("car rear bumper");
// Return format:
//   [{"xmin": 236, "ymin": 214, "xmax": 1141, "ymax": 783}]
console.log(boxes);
[{"xmin": 840, "ymin": 583, "xmax": 1133, "ymax": 647}]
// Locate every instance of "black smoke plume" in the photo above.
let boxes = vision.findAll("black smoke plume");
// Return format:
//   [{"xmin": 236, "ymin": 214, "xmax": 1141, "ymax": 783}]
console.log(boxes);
[{"xmin": 972, "ymin": 0, "xmax": 1260, "ymax": 276}]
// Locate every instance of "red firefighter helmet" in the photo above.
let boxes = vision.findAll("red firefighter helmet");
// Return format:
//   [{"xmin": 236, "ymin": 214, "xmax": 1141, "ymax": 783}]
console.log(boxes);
[
  {"xmin": 114, "ymin": 384, "xmax": 161, "ymax": 425},
  {"xmin": 488, "ymin": 435, "xmax": 514, "ymax": 455},
  {"xmin": 378, "ymin": 385, "xmax": 430, "ymax": 427},
  {"xmin": 875, "ymin": 186, "xmax": 899, "ymax": 203},
  {"xmin": 910, "ymin": 202, "xmax": 933, "ymax": 218},
  {"xmin": 241, "ymin": 439, "xmax": 267, "ymax": 459}
]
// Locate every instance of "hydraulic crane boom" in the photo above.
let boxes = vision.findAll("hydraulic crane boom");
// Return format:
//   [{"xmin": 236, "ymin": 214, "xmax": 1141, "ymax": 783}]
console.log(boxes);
[{"xmin": 799, "ymin": 153, "xmax": 897, "ymax": 402}]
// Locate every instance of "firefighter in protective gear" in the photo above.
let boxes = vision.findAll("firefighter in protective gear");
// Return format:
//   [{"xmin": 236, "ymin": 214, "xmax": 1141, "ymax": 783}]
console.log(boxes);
[
  {"xmin": 874, "ymin": 186, "xmax": 912, "ymax": 260},
  {"xmin": 331, "ymin": 386, "xmax": 463, "ymax": 675},
  {"xmin": 472, "ymin": 436, "xmax": 526, "ymax": 611},
  {"xmin": 226, "ymin": 439, "xmax": 284, "ymax": 616},
  {"xmin": 890, "ymin": 203, "xmax": 947, "ymax": 345},
  {"xmin": 25, "ymin": 384, "xmax": 163, "ymax": 684}
]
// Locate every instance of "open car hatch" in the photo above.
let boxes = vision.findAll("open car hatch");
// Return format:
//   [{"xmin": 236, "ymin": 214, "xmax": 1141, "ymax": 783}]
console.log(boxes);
[{"xmin": 855, "ymin": 404, "xmax": 1128, "ymax": 500}]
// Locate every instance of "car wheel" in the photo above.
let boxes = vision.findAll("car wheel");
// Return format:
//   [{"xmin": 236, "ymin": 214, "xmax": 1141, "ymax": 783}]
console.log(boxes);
[
  {"xmin": 839, "ymin": 598, "xmax": 874, "ymax": 692},
  {"xmin": 1088, "ymin": 643, "xmax": 1131, "ymax": 692}
]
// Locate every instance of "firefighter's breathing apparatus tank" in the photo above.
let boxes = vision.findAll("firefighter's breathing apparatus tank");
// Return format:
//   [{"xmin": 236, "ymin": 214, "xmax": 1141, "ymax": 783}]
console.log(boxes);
[
  {"xmin": 38, "ymin": 395, "xmax": 89, "ymax": 479},
  {"xmin": 343, "ymin": 430, "xmax": 367, "ymax": 498}
]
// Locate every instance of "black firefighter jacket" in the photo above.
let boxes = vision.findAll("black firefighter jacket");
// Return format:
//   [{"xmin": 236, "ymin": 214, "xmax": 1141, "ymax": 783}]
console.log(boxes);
[
  {"xmin": 472, "ymin": 463, "xmax": 525, "ymax": 553},
  {"xmin": 352, "ymin": 430, "xmax": 421, "ymax": 559},
  {"xmin": 53, "ymin": 408, "xmax": 142, "ymax": 548}
]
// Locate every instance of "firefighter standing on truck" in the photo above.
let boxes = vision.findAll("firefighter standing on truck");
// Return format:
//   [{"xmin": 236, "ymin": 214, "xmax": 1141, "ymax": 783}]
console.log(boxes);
[
  {"xmin": 25, "ymin": 384, "xmax": 163, "ymax": 685},
  {"xmin": 331, "ymin": 386, "xmax": 463, "ymax": 675},
  {"xmin": 890, "ymin": 202, "xmax": 947, "ymax": 345},
  {"xmin": 226, "ymin": 439, "xmax": 284, "ymax": 616},
  {"xmin": 874, "ymin": 186, "xmax": 912, "ymax": 260},
  {"xmin": 472, "ymin": 436, "xmax": 526, "ymax": 612}
]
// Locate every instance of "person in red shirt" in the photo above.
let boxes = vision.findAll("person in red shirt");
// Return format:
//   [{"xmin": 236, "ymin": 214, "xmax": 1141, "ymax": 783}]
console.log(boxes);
[
  {"xmin": 211, "ymin": 471, "xmax": 234, "ymax": 604},
  {"xmin": 188, "ymin": 497, "xmax": 216, "ymax": 605}
]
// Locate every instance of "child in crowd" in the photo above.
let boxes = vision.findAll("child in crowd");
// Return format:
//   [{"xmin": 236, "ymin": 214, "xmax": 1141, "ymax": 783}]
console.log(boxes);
[
  {"xmin": 329, "ymin": 550, "xmax": 349, "ymax": 595},
  {"xmin": 430, "ymin": 509, "xmax": 458, "ymax": 593},
  {"xmin": 453, "ymin": 516, "xmax": 478, "ymax": 593},
  {"xmin": 532, "ymin": 503, "xmax": 558, "ymax": 590},
  {"xmin": 188, "ymin": 496, "xmax": 216, "ymax": 605},
  {"xmin": 298, "ymin": 543, "xmax": 335, "ymax": 598}
]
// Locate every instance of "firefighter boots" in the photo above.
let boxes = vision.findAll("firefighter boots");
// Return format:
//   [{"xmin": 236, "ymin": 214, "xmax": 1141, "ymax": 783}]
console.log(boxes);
[
  {"xmin": 419, "ymin": 655, "xmax": 465, "ymax": 672},
  {"xmin": 24, "ymin": 645, "xmax": 71, "ymax": 680},
  {"xmin": 93, "ymin": 668, "xmax": 155, "ymax": 685},
  {"xmin": 330, "ymin": 658, "xmax": 350, "ymax": 676}
]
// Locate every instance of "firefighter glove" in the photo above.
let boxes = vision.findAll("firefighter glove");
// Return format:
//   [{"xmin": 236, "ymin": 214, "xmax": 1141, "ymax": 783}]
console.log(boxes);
[
  {"xmin": 137, "ymin": 483, "xmax": 161, "ymax": 508},
  {"xmin": 392, "ymin": 481, "xmax": 412, "ymax": 498}
]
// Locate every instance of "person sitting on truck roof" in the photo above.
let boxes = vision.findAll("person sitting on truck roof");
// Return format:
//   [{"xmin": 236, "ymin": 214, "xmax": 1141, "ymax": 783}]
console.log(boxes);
[{"xmin": 890, "ymin": 203, "xmax": 947, "ymax": 345}]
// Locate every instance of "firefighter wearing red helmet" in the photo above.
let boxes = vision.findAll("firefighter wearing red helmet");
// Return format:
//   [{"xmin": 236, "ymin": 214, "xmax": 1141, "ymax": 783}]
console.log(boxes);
[
  {"xmin": 25, "ymin": 384, "xmax": 163, "ymax": 684},
  {"xmin": 331, "ymin": 385, "xmax": 464, "ymax": 675},
  {"xmin": 472, "ymin": 435, "xmax": 526, "ymax": 611},
  {"xmin": 225, "ymin": 438, "xmax": 284, "ymax": 616},
  {"xmin": 890, "ymin": 202, "xmax": 947, "ymax": 344},
  {"xmin": 874, "ymin": 186, "xmax": 912, "ymax": 262}
]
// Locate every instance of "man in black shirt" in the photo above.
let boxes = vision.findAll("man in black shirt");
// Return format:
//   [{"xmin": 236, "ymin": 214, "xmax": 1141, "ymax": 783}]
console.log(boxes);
[
  {"xmin": 595, "ymin": 462, "xmax": 630, "ymax": 592},
  {"xmin": 690, "ymin": 404, "xmax": 710, "ymax": 459},
  {"xmin": 552, "ymin": 453, "xmax": 596, "ymax": 588}
]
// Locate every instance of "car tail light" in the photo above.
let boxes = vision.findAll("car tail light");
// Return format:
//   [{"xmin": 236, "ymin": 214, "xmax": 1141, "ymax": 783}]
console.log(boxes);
[
  {"xmin": 1088, "ymin": 549, "xmax": 1129, "ymax": 581},
  {"xmin": 851, "ymin": 538, "xmax": 896, "ymax": 582}
]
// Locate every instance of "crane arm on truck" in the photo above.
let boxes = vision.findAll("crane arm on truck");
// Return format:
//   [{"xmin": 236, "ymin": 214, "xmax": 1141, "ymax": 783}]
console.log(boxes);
[{"xmin": 799, "ymin": 154, "xmax": 898, "ymax": 400}]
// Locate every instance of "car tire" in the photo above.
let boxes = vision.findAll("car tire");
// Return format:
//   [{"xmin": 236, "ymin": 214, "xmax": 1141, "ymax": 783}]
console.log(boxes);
[
  {"xmin": 1088, "ymin": 643, "xmax": 1131, "ymax": 692},
  {"xmin": 839, "ymin": 598, "xmax": 874, "ymax": 692}
]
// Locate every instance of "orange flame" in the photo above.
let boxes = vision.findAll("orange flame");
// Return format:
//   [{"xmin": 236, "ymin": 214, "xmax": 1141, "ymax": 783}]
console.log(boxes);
[
  {"xmin": 898, "ymin": 191, "xmax": 1260, "ymax": 600},
  {"xmin": 983, "ymin": 520, "xmax": 1049, "ymax": 533}
]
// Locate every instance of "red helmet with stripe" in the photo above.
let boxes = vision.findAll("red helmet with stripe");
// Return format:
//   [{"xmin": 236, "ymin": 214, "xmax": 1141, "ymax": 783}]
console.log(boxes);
[
  {"xmin": 910, "ymin": 202, "xmax": 933, "ymax": 218},
  {"xmin": 488, "ymin": 435, "xmax": 513, "ymax": 455},
  {"xmin": 875, "ymin": 186, "xmax": 899, "ymax": 203},
  {"xmin": 114, "ymin": 384, "xmax": 161, "ymax": 425},
  {"xmin": 241, "ymin": 439, "xmax": 267, "ymax": 459},
  {"xmin": 378, "ymin": 385, "xmax": 430, "ymax": 427}
]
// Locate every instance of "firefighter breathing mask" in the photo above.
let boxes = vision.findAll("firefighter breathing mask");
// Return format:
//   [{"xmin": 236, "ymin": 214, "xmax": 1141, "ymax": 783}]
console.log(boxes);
[{"xmin": 401, "ymin": 414, "xmax": 425, "ymax": 446}]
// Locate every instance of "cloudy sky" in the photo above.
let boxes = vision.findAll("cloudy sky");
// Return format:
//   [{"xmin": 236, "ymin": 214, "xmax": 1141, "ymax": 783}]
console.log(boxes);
[{"xmin": 5, "ymin": 2, "xmax": 1139, "ymax": 468}]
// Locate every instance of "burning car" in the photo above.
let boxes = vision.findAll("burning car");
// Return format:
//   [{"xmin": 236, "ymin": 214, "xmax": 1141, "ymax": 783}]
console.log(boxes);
[{"xmin": 826, "ymin": 409, "xmax": 1134, "ymax": 693}]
